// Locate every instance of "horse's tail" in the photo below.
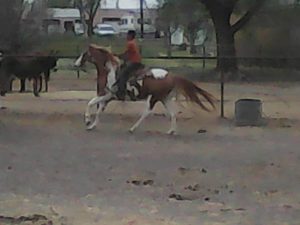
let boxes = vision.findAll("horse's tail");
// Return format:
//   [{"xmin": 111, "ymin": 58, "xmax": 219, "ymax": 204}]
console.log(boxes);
[{"xmin": 174, "ymin": 76, "xmax": 216, "ymax": 112}]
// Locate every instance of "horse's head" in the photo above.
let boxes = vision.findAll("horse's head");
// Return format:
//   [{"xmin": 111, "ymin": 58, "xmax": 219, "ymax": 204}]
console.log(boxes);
[
  {"xmin": 74, "ymin": 44, "xmax": 120, "ymax": 69},
  {"xmin": 74, "ymin": 50, "xmax": 90, "ymax": 68}
]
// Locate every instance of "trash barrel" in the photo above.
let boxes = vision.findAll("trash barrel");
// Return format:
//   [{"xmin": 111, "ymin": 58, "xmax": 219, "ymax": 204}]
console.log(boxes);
[{"xmin": 235, "ymin": 99, "xmax": 263, "ymax": 126}]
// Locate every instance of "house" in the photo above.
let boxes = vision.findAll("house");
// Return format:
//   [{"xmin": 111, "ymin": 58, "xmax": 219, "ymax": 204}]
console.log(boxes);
[
  {"xmin": 43, "ymin": 8, "xmax": 81, "ymax": 34},
  {"xmin": 94, "ymin": 8, "xmax": 158, "ymax": 34}
]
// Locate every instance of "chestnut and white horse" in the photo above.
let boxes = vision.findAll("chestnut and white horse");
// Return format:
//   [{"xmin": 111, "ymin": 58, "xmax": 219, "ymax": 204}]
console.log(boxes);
[{"xmin": 74, "ymin": 44, "xmax": 216, "ymax": 134}]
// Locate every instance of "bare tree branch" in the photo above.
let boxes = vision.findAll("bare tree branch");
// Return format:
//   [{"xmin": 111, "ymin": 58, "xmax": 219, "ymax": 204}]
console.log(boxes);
[{"xmin": 231, "ymin": 0, "xmax": 266, "ymax": 34}]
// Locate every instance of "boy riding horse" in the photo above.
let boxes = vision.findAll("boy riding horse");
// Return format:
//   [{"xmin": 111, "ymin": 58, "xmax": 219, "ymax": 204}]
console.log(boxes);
[{"xmin": 116, "ymin": 30, "xmax": 145, "ymax": 100}]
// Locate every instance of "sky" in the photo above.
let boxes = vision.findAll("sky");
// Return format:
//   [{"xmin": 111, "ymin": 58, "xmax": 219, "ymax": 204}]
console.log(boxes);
[{"xmin": 102, "ymin": 0, "xmax": 158, "ymax": 9}]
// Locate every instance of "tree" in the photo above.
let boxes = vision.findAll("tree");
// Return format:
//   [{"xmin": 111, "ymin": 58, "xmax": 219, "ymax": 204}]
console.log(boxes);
[
  {"xmin": 156, "ymin": 0, "xmax": 181, "ymax": 57},
  {"xmin": 0, "ymin": 0, "xmax": 46, "ymax": 53},
  {"xmin": 74, "ymin": 0, "xmax": 102, "ymax": 37},
  {"xmin": 199, "ymin": 0, "xmax": 266, "ymax": 73},
  {"xmin": 177, "ymin": 0, "xmax": 208, "ymax": 54},
  {"xmin": 156, "ymin": 0, "xmax": 209, "ymax": 56}
]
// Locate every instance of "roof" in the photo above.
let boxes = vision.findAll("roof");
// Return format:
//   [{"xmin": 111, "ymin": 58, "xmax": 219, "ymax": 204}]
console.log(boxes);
[{"xmin": 47, "ymin": 8, "xmax": 80, "ymax": 19}]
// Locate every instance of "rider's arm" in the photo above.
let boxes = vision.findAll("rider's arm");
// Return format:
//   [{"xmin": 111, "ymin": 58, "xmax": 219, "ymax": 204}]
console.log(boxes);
[{"xmin": 116, "ymin": 42, "xmax": 134, "ymax": 61}]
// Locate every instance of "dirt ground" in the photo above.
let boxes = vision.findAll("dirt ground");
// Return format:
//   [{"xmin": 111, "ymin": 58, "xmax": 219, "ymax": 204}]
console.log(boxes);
[{"xmin": 0, "ymin": 71, "xmax": 300, "ymax": 225}]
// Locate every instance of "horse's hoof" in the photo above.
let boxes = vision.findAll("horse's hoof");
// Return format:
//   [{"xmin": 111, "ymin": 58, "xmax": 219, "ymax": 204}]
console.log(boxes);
[
  {"xmin": 86, "ymin": 125, "xmax": 96, "ymax": 131},
  {"xmin": 0, "ymin": 106, "xmax": 7, "ymax": 110},
  {"xmin": 167, "ymin": 130, "xmax": 177, "ymax": 135},
  {"xmin": 129, "ymin": 128, "xmax": 135, "ymax": 134},
  {"xmin": 85, "ymin": 121, "xmax": 92, "ymax": 127}
]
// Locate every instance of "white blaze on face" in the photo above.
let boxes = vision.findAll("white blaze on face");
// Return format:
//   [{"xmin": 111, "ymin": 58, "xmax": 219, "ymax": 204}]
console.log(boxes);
[
  {"xmin": 149, "ymin": 68, "xmax": 168, "ymax": 79},
  {"xmin": 74, "ymin": 53, "xmax": 84, "ymax": 67},
  {"xmin": 106, "ymin": 61, "xmax": 117, "ymax": 90}
]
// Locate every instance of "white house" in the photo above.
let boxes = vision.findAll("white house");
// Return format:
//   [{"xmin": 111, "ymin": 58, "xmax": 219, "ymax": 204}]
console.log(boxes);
[{"xmin": 44, "ymin": 8, "xmax": 81, "ymax": 34}]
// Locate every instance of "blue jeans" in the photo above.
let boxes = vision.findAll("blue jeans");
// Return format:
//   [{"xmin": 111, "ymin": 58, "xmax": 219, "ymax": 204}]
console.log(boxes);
[{"xmin": 116, "ymin": 62, "xmax": 144, "ymax": 100}]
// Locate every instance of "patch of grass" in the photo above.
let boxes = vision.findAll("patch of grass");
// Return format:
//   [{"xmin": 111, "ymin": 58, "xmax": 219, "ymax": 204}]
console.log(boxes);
[{"xmin": 39, "ymin": 34, "xmax": 203, "ymax": 58}]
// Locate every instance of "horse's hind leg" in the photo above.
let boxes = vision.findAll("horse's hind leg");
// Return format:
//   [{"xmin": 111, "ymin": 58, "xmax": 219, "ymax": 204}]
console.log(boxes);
[
  {"xmin": 38, "ymin": 75, "xmax": 43, "ymax": 93},
  {"xmin": 20, "ymin": 79, "xmax": 26, "ymax": 93},
  {"xmin": 129, "ymin": 95, "xmax": 153, "ymax": 133},
  {"xmin": 162, "ymin": 95, "xmax": 177, "ymax": 135},
  {"xmin": 33, "ymin": 78, "xmax": 39, "ymax": 97},
  {"xmin": 44, "ymin": 70, "xmax": 50, "ymax": 92}
]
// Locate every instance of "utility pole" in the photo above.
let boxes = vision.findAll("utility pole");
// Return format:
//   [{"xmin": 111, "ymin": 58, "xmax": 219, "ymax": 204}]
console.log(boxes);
[{"xmin": 140, "ymin": 0, "xmax": 144, "ymax": 38}]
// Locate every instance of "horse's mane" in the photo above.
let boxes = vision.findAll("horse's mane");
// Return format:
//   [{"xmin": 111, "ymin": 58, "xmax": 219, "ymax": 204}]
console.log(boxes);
[{"xmin": 89, "ymin": 44, "xmax": 120, "ymax": 66}]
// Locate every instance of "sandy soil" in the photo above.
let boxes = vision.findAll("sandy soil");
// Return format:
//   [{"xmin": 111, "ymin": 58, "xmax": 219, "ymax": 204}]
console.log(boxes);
[{"xmin": 0, "ymin": 72, "xmax": 300, "ymax": 225}]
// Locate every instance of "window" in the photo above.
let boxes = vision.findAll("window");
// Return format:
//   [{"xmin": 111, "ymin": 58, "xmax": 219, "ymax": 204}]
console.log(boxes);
[{"xmin": 121, "ymin": 19, "xmax": 128, "ymax": 25}]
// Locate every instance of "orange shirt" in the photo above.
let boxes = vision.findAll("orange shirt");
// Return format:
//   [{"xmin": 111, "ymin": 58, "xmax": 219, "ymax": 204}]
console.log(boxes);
[{"xmin": 126, "ymin": 40, "xmax": 141, "ymax": 63}]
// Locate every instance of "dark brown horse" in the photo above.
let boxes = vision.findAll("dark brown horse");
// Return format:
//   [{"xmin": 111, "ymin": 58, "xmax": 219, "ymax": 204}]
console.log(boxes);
[{"xmin": 75, "ymin": 44, "xmax": 216, "ymax": 134}]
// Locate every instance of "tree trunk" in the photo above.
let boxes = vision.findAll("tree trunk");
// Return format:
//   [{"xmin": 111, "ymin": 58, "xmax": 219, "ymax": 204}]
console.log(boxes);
[
  {"xmin": 87, "ymin": 19, "xmax": 93, "ymax": 37},
  {"xmin": 167, "ymin": 29, "xmax": 172, "ymax": 58},
  {"xmin": 212, "ymin": 13, "xmax": 237, "ymax": 73},
  {"xmin": 202, "ymin": 1, "xmax": 238, "ymax": 73},
  {"xmin": 189, "ymin": 31, "xmax": 197, "ymax": 54},
  {"xmin": 215, "ymin": 22, "xmax": 237, "ymax": 73}
]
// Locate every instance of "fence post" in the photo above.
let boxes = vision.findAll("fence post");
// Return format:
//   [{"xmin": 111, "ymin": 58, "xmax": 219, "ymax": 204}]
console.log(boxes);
[
  {"xmin": 76, "ymin": 45, "xmax": 80, "ymax": 79},
  {"xmin": 202, "ymin": 45, "xmax": 206, "ymax": 69},
  {"xmin": 220, "ymin": 69, "xmax": 225, "ymax": 118}
]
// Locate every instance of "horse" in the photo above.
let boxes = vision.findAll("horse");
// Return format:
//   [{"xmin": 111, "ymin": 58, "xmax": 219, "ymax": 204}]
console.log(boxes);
[
  {"xmin": 0, "ymin": 54, "xmax": 58, "ymax": 97},
  {"xmin": 74, "ymin": 44, "xmax": 216, "ymax": 134}
]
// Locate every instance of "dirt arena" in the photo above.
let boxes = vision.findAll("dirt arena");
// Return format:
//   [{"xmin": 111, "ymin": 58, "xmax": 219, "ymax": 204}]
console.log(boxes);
[{"xmin": 0, "ymin": 70, "xmax": 300, "ymax": 225}]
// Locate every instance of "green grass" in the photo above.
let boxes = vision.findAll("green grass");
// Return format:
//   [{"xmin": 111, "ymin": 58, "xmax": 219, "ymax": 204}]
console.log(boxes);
[
  {"xmin": 39, "ymin": 34, "xmax": 202, "ymax": 58},
  {"xmin": 41, "ymin": 34, "xmax": 217, "ymax": 80}
]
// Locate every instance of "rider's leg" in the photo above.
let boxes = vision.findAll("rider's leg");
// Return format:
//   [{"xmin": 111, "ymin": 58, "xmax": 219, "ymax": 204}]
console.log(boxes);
[{"xmin": 116, "ymin": 62, "xmax": 144, "ymax": 100}]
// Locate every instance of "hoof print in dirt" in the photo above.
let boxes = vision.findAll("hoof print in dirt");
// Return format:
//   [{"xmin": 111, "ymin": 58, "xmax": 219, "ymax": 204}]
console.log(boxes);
[
  {"xmin": 204, "ymin": 197, "xmax": 210, "ymax": 202},
  {"xmin": 143, "ymin": 180, "xmax": 154, "ymax": 186},
  {"xmin": 198, "ymin": 129, "xmax": 207, "ymax": 134},
  {"xmin": 169, "ymin": 193, "xmax": 194, "ymax": 201},
  {"xmin": 201, "ymin": 168, "xmax": 207, "ymax": 173},
  {"xmin": 127, "ymin": 179, "xmax": 154, "ymax": 186},
  {"xmin": 169, "ymin": 194, "xmax": 184, "ymax": 201},
  {"xmin": 214, "ymin": 189, "xmax": 220, "ymax": 194},
  {"xmin": 185, "ymin": 184, "xmax": 200, "ymax": 192},
  {"xmin": 178, "ymin": 167, "xmax": 190, "ymax": 175}
]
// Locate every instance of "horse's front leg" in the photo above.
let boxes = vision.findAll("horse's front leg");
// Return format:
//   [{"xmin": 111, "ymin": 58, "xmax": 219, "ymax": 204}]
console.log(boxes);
[
  {"xmin": 44, "ymin": 70, "xmax": 50, "ymax": 92},
  {"xmin": 38, "ymin": 75, "xmax": 43, "ymax": 93},
  {"xmin": 19, "ymin": 79, "xmax": 26, "ymax": 93},
  {"xmin": 85, "ymin": 93, "xmax": 113, "ymax": 130},
  {"xmin": 33, "ymin": 77, "xmax": 39, "ymax": 97}
]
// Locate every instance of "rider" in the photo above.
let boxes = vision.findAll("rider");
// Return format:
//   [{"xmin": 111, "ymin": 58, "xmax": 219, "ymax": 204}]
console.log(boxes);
[{"xmin": 116, "ymin": 30, "xmax": 145, "ymax": 100}]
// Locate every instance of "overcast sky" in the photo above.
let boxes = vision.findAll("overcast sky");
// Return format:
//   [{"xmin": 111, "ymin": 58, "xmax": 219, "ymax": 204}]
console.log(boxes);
[{"xmin": 102, "ymin": 0, "xmax": 158, "ymax": 8}]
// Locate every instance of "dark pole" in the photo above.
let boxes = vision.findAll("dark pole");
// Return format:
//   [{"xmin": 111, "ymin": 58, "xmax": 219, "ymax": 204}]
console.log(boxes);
[
  {"xmin": 140, "ymin": 0, "xmax": 144, "ymax": 38},
  {"xmin": 220, "ymin": 69, "xmax": 225, "ymax": 118}
]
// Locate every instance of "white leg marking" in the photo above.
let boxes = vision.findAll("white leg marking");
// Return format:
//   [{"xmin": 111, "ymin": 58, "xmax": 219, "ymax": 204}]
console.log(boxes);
[
  {"xmin": 74, "ymin": 53, "xmax": 83, "ymax": 67},
  {"xmin": 163, "ymin": 96, "xmax": 177, "ymax": 135},
  {"xmin": 85, "ymin": 93, "xmax": 113, "ymax": 130},
  {"xmin": 129, "ymin": 95, "xmax": 152, "ymax": 133}
]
